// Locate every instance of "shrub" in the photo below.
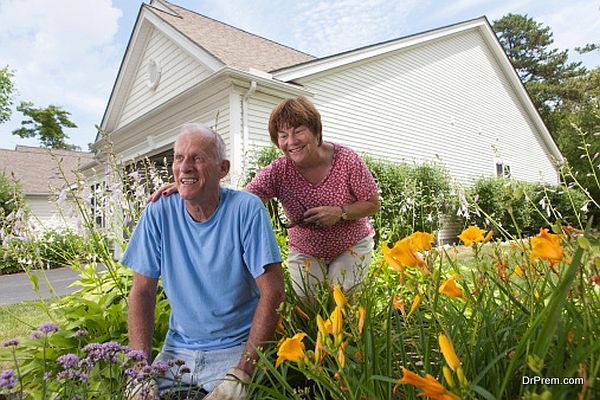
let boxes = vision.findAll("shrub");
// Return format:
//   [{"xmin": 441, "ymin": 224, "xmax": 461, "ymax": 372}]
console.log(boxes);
[
  {"xmin": 0, "ymin": 171, "xmax": 23, "ymax": 218},
  {"xmin": 527, "ymin": 182, "xmax": 589, "ymax": 231},
  {"xmin": 0, "ymin": 171, "xmax": 27, "ymax": 235},
  {"xmin": 364, "ymin": 156, "xmax": 452, "ymax": 243},
  {"xmin": 457, "ymin": 177, "xmax": 590, "ymax": 237},
  {"xmin": 460, "ymin": 177, "xmax": 532, "ymax": 236},
  {"xmin": 0, "ymin": 229, "xmax": 94, "ymax": 275}
]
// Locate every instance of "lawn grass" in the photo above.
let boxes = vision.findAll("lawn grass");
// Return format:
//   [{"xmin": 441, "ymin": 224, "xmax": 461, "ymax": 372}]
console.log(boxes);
[{"xmin": 0, "ymin": 300, "xmax": 58, "ymax": 370}]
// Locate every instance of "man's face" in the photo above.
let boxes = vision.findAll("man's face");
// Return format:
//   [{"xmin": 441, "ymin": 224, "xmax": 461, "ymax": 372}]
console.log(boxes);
[{"xmin": 172, "ymin": 132, "xmax": 227, "ymax": 202}]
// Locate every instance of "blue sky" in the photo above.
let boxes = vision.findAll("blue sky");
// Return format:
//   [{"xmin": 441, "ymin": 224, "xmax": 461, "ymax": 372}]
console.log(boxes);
[{"xmin": 0, "ymin": 0, "xmax": 598, "ymax": 151}]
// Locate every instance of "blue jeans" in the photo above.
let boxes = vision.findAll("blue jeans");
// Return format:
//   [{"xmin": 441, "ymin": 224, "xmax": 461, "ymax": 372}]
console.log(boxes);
[{"xmin": 153, "ymin": 342, "xmax": 245, "ymax": 392}]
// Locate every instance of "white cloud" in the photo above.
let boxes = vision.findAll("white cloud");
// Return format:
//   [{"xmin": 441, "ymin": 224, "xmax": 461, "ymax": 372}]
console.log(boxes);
[
  {"xmin": 434, "ymin": 0, "xmax": 492, "ymax": 20},
  {"xmin": 538, "ymin": 1, "xmax": 600, "ymax": 51},
  {"xmin": 0, "ymin": 0, "xmax": 122, "ymax": 148},
  {"xmin": 289, "ymin": 0, "xmax": 422, "ymax": 56}
]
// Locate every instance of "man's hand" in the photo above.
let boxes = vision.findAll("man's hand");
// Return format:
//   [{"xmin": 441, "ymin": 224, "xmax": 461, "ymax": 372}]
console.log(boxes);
[
  {"xmin": 127, "ymin": 378, "xmax": 158, "ymax": 400},
  {"xmin": 204, "ymin": 368, "xmax": 250, "ymax": 400},
  {"xmin": 147, "ymin": 182, "xmax": 178, "ymax": 203}
]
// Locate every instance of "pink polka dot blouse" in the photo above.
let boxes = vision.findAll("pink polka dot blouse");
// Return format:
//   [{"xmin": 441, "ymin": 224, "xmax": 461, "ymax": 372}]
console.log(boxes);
[{"xmin": 246, "ymin": 143, "xmax": 378, "ymax": 262}]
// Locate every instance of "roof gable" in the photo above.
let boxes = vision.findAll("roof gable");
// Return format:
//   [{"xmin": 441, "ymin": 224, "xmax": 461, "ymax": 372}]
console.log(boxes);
[{"xmin": 149, "ymin": 0, "xmax": 315, "ymax": 72}]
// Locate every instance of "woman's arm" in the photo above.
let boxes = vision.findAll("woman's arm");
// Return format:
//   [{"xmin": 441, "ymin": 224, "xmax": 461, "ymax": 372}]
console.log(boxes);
[{"xmin": 302, "ymin": 192, "xmax": 379, "ymax": 227}]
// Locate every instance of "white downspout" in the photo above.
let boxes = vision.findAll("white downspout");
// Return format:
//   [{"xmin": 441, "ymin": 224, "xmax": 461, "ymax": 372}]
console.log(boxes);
[{"xmin": 241, "ymin": 81, "xmax": 257, "ymax": 177}]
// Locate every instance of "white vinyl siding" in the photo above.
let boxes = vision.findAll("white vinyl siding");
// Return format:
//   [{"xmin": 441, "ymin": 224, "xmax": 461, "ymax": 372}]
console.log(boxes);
[
  {"xmin": 247, "ymin": 93, "xmax": 281, "ymax": 149},
  {"xmin": 26, "ymin": 195, "xmax": 80, "ymax": 229},
  {"xmin": 26, "ymin": 195, "xmax": 55, "ymax": 222},
  {"xmin": 117, "ymin": 28, "xmax": 213, "ymax": 129},
  {"xmin": 296, "ymin": 30, "xmax": 559, "ymax": 186},
  {"xmin": 113, "ymin": 86, "xmax": 231, "ymax": 163}
]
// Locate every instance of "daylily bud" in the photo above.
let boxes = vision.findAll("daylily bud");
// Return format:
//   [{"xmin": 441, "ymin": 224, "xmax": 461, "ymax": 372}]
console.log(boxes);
[
  {"xmin": 457, "ymin": 366, "xmax": 468, "ymax": 388},
  {"xmin": 443, "ymin": 366, "xmax": 456, "ymax": 389}
]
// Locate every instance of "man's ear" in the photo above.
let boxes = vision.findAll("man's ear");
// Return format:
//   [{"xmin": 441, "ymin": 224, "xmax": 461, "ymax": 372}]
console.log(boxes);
[{"xmin": 220, "ymin": 160, "xmax": 231, "ymax": 179}]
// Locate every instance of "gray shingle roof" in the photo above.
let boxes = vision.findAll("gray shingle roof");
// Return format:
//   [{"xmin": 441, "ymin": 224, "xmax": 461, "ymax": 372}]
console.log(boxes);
[
  {"xmin": 149, "ymin": 0, "xmax": 315, "ymax": 72},
  {"xmin": 0, "ymin": 146, "xmax": 94, "ymax": 194}
]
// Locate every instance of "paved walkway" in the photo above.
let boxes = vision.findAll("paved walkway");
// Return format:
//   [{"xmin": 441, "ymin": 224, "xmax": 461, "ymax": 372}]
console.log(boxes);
[{"xmin": 0, "ymin": 267, "xmax": 83, "ymax": 305}]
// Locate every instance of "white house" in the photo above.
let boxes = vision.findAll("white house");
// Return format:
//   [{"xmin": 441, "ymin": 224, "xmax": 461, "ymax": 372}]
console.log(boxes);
[
  {"xmin": 91, "ymin": 0, "xmax": 563, "ymax": 238},
  {"xmin": 0, "ymin": 145, "xmax": 94, "ymax": 228}
]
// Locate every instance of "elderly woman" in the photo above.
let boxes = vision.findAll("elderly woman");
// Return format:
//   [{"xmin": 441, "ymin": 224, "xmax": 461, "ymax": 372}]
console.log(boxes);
[
  {"xmin": 152, "ymin": 96, "xmax": 379, "ymax": 294},
  {"xmin": 247, "ymin": 96, "xmax": 379, "ymax": 294}
]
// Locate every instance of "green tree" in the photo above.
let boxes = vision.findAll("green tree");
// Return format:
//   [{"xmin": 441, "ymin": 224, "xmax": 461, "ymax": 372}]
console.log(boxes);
[
  {"xmin": 12, "ymin": 101, "xmax": 80, "ymax": 150},
  {"xmin": 492, "ymin": 14, "xmax": 585, "ymax": 131},
  {"xmin": 0, "ymin": 65, "xmax": 16, "ymax": 124}
]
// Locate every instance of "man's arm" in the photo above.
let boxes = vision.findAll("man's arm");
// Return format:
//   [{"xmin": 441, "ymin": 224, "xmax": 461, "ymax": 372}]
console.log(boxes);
[
  {"xmin": 128, "ymin": 272, "xmax": 159, "ymax": 359},
  {"xmin": 237, "ymin": 263, "xmax": 285, "ymax": 375}
]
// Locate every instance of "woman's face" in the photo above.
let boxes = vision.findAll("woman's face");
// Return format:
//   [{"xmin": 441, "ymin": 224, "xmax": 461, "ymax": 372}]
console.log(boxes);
[{"xmin": 277, "ymin": 124, "xmax": 319, "ymax": 164}]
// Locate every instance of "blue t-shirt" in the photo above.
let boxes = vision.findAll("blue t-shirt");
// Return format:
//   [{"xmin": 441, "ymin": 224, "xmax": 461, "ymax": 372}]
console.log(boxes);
[{"xmin": 120, "ymin": 187, "xmax": 282, "ymax": 350}]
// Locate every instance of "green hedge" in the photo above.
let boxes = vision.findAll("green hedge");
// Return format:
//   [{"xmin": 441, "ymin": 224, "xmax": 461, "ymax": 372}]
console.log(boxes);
[
  {"xmin": 0, "ymin": 229, "xmax": 92, "ymax": 275},
  {"xmin": 363, "ymin": 156, "xmax": 452, "ymax": 243},
  {"xmin": 457, "ymin": 177, "xmax": 589, "ymax": 236}
]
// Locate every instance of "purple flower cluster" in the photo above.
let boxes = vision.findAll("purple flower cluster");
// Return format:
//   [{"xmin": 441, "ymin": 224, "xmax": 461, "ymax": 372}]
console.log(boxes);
[
  {"xmin": 125, "ymin": 349, "xmax": 147, "ymax": 363},
  {"xmin": 39, "ymin": 322, "xmax": 59, "ymax": 334},
  {"xmin": 56, "ymin": 353, "xmax": 79, "ymax": 369},
  {"xmin": 82, "ymin": 341, "xmax": 128, "ymax": 364},
  {"xmin": 0, "ymin": 369, "xmax": 16, "ymax": 390},
  {"xmin": 73, "ymin": 329, "xmax": 88, "ymax": 339},
  {"xmin": 2, "ymin": 338, "xmax": 19, "ymax": 347}
]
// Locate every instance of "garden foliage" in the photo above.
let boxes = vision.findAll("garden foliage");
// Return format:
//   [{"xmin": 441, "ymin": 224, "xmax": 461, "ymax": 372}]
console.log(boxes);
[
  {"xmin": 456, "ymin": 177, "xmax": 589, "ymax": 237},
  {"xmin": 1, "ymin": 131, "xmax": 599, "ymax": 399},
  {"xmin": 0, "ymin": 229, "xmax": 91, "ymax": 275},
  {"xmin": 0, "ymin": 171, "xmax": 25, "ymax": 227}
]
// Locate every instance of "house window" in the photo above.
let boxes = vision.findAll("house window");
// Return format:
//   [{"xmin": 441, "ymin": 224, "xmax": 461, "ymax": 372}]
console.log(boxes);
[
  {"xmin": 90, "ymin": 182, "xmax": 105, "ymax": 227},
  {"xmin": 496, "ymin": 162, "xmax": 511, "ymax": 178}
]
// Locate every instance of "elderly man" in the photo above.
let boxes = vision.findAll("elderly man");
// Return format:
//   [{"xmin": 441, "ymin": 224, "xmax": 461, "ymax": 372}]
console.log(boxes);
[{"xmin": 122, "ymin": 123, "xmax": 284, "ymax": 399}]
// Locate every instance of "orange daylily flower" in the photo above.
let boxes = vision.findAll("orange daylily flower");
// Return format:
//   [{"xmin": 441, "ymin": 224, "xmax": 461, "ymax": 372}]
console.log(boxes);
[
  {"xmin": 276, "ymin": 332, "xmax": 307, "ymax": 367},
  {"xmin": 458, "ymin": 226, "xmax": 490, "ymax": 246},
  {"xmin": 439, "ymin": 274, "xmax": 465, "ymax": 300},
  {"xmin": 407, "ymin": 294, "xmax": 421, "ymax": 317},
  {"xmin": 530, "ymin": 228, "xmax": 564, "ymax": 265},
  {"xmin": 395, "ymin": 368, "xmax": 460, "ymax": 400},
  {"xmin": 408, "ymin": 231, "xmax": 435, "ymax": 251},
  {"xmin": 357, "ymin": 306, "xmax": 366, "ymax": 334},
  {"xmin": 438, "ymin": 334, "xmax": 461, "ymax": 372},
  {"xmin": 382, "ymin": 237, "xmax": 427, "ymax": 272}
]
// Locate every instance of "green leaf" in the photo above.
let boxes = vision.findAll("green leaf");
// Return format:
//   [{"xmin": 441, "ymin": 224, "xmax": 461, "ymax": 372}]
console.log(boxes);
[
  {"xmin": 29, "ymin": 274, "xmax": 39, "ymax": 292},
  {"xmin": 576, "ymin": 236, "xmax": 590, "ymax": 249}
]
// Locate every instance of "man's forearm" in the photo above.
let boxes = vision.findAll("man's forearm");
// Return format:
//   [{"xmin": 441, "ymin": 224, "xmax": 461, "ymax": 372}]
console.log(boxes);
[
  {"xmin": 238, "ymin": 295, "xmax": 282, "ymax": 374},
  {"xmin": 237, "ymin": 266, "xmax": 285, "ymax": 375},
  {"xmin": 128, "ymin": 289, "xmax": 157, "ymax": 359}
]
